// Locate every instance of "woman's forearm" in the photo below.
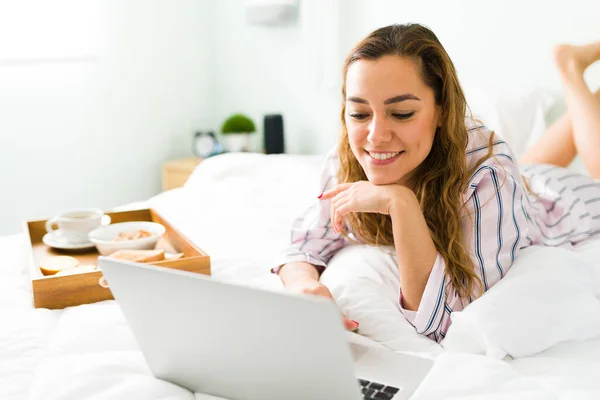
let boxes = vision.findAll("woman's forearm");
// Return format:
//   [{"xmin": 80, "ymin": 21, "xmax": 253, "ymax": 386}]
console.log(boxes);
[{"xmin": 389, "ymin": 191, "xmax": 438, "ymax": 311}]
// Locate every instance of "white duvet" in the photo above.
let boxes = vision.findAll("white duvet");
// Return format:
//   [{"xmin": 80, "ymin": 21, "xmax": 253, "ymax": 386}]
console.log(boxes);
[{"xmin": 2, "ymin": 152, "xmax": 600, "ymax": 400}]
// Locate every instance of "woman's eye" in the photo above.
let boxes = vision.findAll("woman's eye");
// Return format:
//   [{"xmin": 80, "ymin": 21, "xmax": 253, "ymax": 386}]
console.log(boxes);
[
  {"xmin": 392, "ymin": 112, "xmax": 415, "ymax": 120},
  {"xmin": 349, "ymin": 113, "xmax": 369, "ymax": 120}
]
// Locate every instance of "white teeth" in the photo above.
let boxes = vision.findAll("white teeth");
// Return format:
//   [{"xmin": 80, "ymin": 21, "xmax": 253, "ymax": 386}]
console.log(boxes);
[{"xmin": 368, "ymin": 151, "xmax": 400, "ymax": 160}]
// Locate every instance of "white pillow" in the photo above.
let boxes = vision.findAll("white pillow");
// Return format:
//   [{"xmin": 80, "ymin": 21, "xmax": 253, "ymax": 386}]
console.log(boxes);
[
  {"xmin": 320, "ymin": 244, "xmax": 443, "ymax": 354},
  {"xmin": 463, "ymin": 81, "xmax": 555, "ymax": 159},
  {"xmin": 442, "ymin": 245, "xmax": 600, "ymax": 358},
  {"xmin": 150, "ymin": 152, "xmax": 326, "ymax": 262}
]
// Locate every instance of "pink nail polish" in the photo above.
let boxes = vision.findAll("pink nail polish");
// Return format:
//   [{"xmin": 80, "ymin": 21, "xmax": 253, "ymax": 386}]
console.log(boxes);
[
  {"xmin": 317, "ymin": 193, "xmax": 323, "ymax": 199},
  {"xmin": 352, "ymin": 320, "xmax": 359, "ymax": 326}
]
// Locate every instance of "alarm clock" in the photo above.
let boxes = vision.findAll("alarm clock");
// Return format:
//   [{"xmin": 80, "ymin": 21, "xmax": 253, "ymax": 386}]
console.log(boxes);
[{"xmin": 192, "ymin": 131, "xmax": 223, "ymax": 158}]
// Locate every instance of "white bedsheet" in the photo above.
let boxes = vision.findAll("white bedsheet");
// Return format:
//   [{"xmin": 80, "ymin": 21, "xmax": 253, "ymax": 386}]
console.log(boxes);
[{"xmin": 2, "ymin": 152, "xmax": 600, "ymax": 400}]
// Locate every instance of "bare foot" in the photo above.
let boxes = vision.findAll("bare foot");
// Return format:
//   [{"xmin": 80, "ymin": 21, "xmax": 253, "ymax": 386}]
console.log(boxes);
[{"xmin": 553, "ymin": 42, "xmax": 600, "ymax": 77}]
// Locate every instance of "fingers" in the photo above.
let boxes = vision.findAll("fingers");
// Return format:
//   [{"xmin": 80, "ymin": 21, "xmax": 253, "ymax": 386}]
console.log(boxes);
[
  {"xmin": 332, "ymin": 202, "xmax": 352, "ymax": 233},
  {"xmin": 344, "ymin": 316, "xmax": 360, "ymax": 331},
  {"xmin": 319, "ymin": 183, "xmax": 353, "ymax": 233},
  {"xmin": 322, "ymin": 288, "xmax": 358, "ymax": 331},
  {"xmin": 306, "ymin": 288, "xmax": 358, "ymax": 331},
  {"xmin": 318, "ymin": 282, "xmax": 359, "ymax": 331},
  {"xmin": 303, "ymin": 281, "xmax": 359, "ymax": 331},
  {"xmin": 299, "ymin": 284, "xmax": 334, "ymax": 300},
  {"xmin": 319, "ymin": 183, "xmax": 352, "ymax": 200},
  {"xmin": 330, "ymin": 190, "xmax": 352, "ymax": 233}
]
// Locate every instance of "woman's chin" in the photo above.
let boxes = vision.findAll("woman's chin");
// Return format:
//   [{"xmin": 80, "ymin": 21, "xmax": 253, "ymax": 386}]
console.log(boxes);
[{"xmin": 366, "ymin": 173, "xmax": 403, "ymax": 186}]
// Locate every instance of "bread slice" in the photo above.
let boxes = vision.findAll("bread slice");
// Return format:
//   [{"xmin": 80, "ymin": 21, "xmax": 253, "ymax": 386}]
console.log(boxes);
[
  {"xmin": 108, "ymin": 249, "xmax": 165, "ymax": 263},
  {"xmin": 40, "ymin": 256, "xmax": 79, "ymax": 275}
]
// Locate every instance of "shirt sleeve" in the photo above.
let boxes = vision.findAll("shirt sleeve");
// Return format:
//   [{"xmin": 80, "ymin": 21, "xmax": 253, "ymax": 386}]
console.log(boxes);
[
  {"xmin": 271, "ymin": 148, "xmax": 347, "ymax": 275},
  {"xmin": 398, "ymin": 154, "xmax": 530, "ymax": 342}
]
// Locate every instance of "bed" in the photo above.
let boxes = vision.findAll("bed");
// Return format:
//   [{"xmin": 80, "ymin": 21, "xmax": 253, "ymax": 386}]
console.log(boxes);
[{"xmin": 2, "ymin": 148, "xmax": 600, "ymax": 400}]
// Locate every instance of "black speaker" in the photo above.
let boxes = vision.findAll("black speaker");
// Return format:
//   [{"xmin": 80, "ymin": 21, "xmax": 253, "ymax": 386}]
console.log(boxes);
[{"xmin": 263, "ymin": 114, "xmax": 285, "ymax": 154}]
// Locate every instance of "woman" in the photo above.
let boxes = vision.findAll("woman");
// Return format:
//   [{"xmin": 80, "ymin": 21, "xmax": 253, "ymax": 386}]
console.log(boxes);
[{"xmin": 272, "ymin": 23, "xmax": 600, "ymax": 342}]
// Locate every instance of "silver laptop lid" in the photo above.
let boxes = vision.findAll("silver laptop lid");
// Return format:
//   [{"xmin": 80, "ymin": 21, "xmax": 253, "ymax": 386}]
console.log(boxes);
[{"xmin": 99, "ymin": 257, "xmax": 362, "ymax": 400}]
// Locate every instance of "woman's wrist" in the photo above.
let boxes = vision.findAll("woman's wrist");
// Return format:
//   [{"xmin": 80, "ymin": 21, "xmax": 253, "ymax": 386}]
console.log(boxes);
[
  {"xmin": 278, "ymin": 262, "xmax": 320, "ymax": 287},
  {"xmin": 387, "ymin": 185, "xmax": 417, "ymax": 216}
]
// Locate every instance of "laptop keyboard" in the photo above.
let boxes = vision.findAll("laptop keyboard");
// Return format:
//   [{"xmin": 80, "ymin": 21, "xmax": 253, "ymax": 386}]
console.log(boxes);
[{"xmin": 358, "ymin": 378, "xmax": 401, "ymax": 399}]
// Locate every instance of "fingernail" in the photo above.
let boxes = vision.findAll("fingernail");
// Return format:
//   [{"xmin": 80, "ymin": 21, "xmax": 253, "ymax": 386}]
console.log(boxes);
[
  {"xmin": 352, "ymin": 320, "xmax": 359, "ymax": 326},
  {"xmin": 317, "ymin": 193, "xmax": 323, "ymax": 199}
]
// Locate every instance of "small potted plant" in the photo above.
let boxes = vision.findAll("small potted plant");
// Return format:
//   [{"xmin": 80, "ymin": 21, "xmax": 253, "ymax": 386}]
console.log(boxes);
[{"xmin": 221, "ymin": 113, "xmax": 256, "ymax": 152}]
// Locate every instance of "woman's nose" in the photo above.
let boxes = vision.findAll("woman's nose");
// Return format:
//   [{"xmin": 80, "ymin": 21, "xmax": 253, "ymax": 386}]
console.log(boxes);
[{"xmin": 367, "ymin": 115, "xmax": 392, "ymax": 145}]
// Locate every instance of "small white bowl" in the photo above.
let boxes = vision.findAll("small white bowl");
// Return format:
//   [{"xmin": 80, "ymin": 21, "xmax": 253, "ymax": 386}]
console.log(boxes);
[{"xmin": 88, "ymin": 221, "xmax": 166, "ymax": 256}]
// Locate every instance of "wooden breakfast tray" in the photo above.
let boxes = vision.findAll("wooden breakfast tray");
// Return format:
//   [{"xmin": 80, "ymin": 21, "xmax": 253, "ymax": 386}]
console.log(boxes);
[{"xmin": 24, "ymin": 208, "xmax": 210, "ymax": 309}]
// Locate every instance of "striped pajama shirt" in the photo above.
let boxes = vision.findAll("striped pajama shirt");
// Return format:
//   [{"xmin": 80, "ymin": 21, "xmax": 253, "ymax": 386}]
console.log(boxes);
[{"xmin": 272, "ymin": 121, "xmax": 600, "ymax": 342}]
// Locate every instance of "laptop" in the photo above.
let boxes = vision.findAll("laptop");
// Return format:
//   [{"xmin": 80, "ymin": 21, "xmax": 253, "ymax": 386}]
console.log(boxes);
[{"xmin": 98, "ymin": 257, "xmax": 433, "ymax": 400}]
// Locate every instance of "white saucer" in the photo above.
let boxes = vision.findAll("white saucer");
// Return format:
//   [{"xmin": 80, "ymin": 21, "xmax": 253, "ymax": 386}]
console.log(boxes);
[{"xmin": 42, "ymin": 232, "xmax": 96, "ymax": 251}]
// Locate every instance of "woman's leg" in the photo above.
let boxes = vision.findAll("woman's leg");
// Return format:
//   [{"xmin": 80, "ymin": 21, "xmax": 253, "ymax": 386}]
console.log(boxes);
[
  {"xmin": 520, "ymin": 42, "xmax": 600, "ymax": 175},
  {"xmin": 519, "ymin": 110, "xmax": 577, "ymax": 168}
]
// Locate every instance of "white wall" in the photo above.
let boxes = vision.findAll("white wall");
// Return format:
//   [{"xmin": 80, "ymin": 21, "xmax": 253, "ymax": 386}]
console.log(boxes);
[
  {"xmin": 210, "ymin": 0, "xmax": 343, "ymax": 155},
  {"xmin": 0, "ymin": 0, "xmax": 213, "ymax": 235}
]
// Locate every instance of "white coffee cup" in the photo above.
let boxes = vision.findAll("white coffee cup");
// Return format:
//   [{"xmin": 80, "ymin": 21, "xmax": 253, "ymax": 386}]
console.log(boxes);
[{"xmin": 45, "ymin": 208, "xmax": 111, "ymax": 244}]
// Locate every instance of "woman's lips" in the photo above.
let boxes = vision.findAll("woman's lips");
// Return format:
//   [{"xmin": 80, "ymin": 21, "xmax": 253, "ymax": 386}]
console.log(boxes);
[{"xmin": 365, "ymin": 150, "xmax": 404, "ymax": 166}]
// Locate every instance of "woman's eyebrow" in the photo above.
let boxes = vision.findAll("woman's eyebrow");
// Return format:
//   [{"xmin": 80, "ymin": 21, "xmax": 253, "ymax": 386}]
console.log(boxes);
[
  {"xmin": 346, "ymin": 94, "xmax": 421, "ymax": 104},
  {"xmin": 384, "ymin": 94, "xmax": 421, "ymax": 104},
  {"xmin": 346, "ymin": 96, "xmax": 368, "ymax": 104}
]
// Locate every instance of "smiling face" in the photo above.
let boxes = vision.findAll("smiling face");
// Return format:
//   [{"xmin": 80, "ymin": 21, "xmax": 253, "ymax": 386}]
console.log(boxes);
[{"xmin": 344, "ymin": 55, "xmax": 441, "ymax": 186}]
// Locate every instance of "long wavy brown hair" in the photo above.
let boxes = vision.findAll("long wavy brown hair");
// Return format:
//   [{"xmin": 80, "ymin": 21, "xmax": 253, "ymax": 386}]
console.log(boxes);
[{"xmin": 338, "ymin": 23, "xmax": 494, "ymax": 300}]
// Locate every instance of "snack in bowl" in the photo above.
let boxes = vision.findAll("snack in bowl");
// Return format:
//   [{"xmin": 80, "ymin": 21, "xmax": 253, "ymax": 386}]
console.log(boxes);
[
  {"xmin": 88, "ymin": 221, "xmax": 166, "ymax": 256},
  {"xmin": 115, "ymin": 230, "xmax": 153, "ymax": 241}
]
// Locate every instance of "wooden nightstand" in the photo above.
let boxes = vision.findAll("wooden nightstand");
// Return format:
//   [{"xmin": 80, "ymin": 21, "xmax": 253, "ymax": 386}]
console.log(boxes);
[{"xmin": 161, "ymin": 157, "xmax": 203, "ymax": 191}]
